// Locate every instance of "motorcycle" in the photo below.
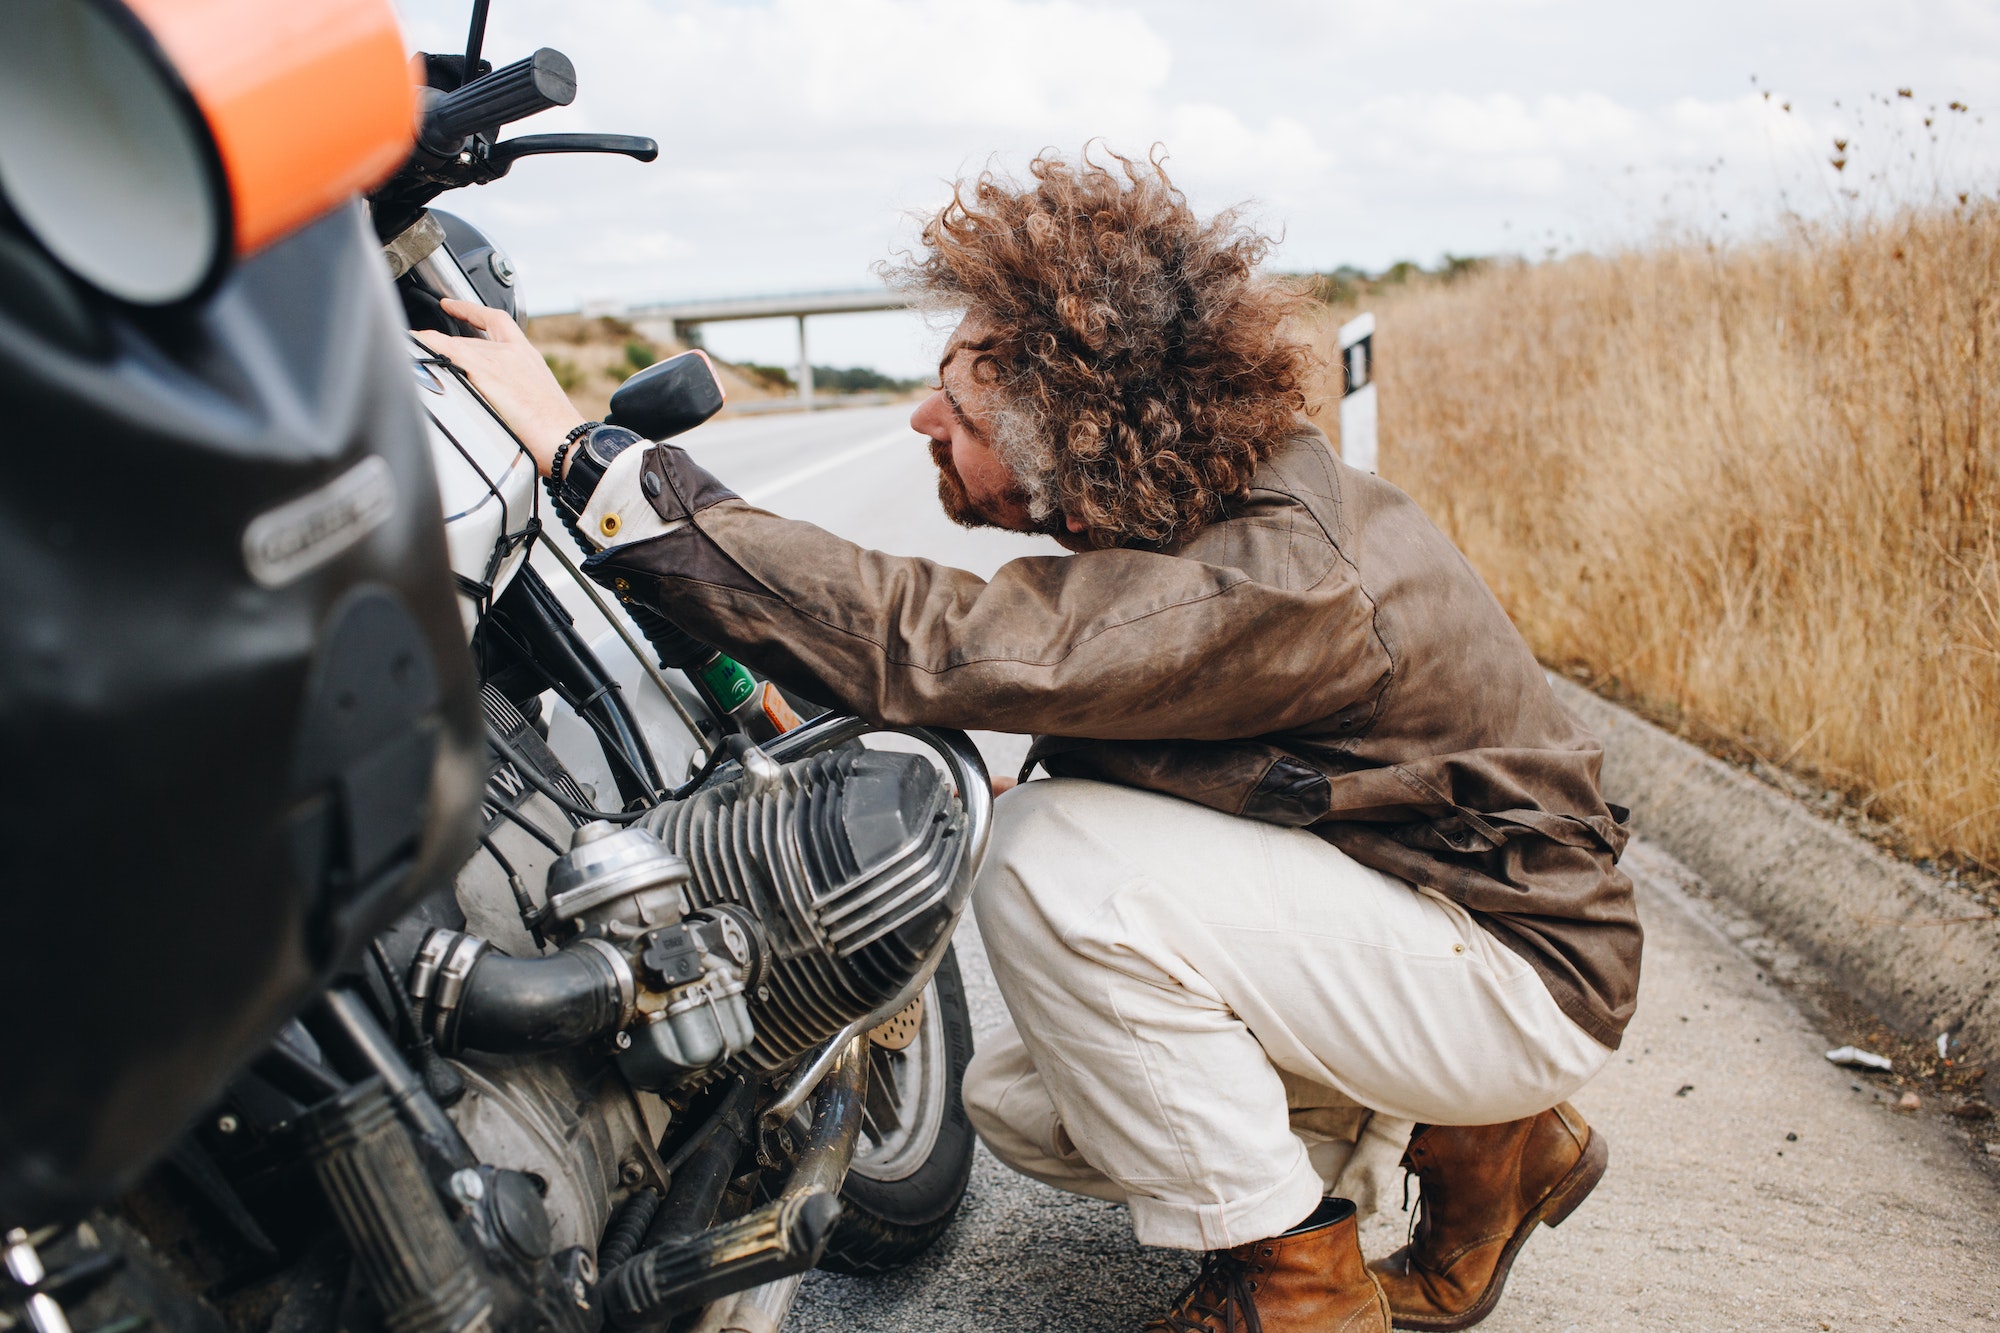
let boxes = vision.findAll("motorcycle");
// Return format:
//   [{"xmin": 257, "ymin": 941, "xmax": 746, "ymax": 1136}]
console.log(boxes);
[{"xmin": 2, "ymin": 4, "xmax": 985, "ymax": 1332}]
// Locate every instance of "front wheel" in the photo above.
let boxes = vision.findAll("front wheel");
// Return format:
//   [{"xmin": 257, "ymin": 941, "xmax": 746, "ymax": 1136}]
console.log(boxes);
[{"xmin": 817, "ymin": 944, "xmax": 977, "ymax": 1274}]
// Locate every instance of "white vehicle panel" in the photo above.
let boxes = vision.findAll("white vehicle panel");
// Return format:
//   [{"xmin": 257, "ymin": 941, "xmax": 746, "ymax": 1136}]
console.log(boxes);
[{"xmin": 409, "ymin": 348, "xmax": 538, "ymax": 634}]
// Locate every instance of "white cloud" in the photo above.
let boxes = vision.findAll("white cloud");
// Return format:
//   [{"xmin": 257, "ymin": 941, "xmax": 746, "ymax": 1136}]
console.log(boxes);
[{"xmin": 391, "ymin": 0, "xmax": 2000, "ymax": 375}]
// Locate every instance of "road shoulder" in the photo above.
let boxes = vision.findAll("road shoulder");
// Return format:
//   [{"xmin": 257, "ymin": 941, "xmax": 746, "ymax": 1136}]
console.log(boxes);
[{"xmin": 1551, "ymin": 675, "xmax": 2000, "ymax": 1107}]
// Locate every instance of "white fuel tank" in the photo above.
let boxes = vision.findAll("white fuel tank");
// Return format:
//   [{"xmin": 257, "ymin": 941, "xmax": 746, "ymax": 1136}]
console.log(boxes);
[{"xmin": 408, "ymin": 343, "xmax": 538, "ymax": 636}]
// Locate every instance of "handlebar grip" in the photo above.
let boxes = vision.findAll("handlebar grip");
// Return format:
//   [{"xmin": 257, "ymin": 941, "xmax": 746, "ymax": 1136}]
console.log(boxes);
[{"xmin": 422, "ymin": 48, "xmax": 576, "ymax": 153}]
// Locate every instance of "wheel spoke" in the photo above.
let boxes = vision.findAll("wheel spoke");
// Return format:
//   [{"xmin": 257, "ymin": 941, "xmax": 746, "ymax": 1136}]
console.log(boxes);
[
  {"xmin": 848, "ymin": 977, "xmax": 951, "ymax": 1183},
  {"xmin": 864, "ymin": 1049, "xmax": 903, "ymax": 1134}
]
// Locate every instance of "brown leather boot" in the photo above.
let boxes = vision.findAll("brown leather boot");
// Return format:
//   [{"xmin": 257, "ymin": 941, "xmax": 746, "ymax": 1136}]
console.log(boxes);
[
  {"xmin": 1143, "ymin": 1197, "xmax": 1389, "ymax": 1332},
  {"xmin": 1368, "ymin": 1103, "xmax": 1607, "ymax": 1331}
]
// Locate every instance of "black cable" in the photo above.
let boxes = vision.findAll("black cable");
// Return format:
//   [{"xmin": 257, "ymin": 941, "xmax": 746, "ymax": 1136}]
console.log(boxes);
[
  {"xmin": 371, "ymin": 939, "xmax": 467, "ymax": 1107},
  {"xmin": 479, "ymin": 617, "xmax": 661, "ymax": 800},
  {"xmin": 664, "ymin": 740, "xmax": 732, "ymax": 802},
  {"xmin": 480, "ymin": 832, "xmax": 546, "ymax": 945},
  {"xmin": 369, "ymin": 939, "xmax": 423, "ymax": 1045},
  {"xmin": 490, "ymin": 795, "xmax": 569, "ymax": 852},
  {"xmin": 488, "ymin": 723, "xmax": 651, "ymax": 823}
]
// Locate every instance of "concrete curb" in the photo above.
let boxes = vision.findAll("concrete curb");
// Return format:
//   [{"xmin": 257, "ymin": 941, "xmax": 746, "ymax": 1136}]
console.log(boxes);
[{"xmin": 1549, "ymin": 676, "xmax": 2000, "ymax": 1079}]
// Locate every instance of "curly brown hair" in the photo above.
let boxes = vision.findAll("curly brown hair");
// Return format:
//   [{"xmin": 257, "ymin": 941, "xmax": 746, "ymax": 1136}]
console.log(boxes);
[{"xmin": 895, "ymin": 147, "xmax": 1316, "ymax": 549}]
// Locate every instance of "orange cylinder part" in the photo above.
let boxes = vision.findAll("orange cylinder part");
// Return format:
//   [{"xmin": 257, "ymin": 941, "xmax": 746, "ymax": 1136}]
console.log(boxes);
[{"xmin": 121, "ymin": 0, "xmax": 415, "ymax": 256}]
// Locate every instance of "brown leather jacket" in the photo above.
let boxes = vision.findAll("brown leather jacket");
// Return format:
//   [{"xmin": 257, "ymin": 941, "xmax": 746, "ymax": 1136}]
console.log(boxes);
[{"xmin": 587, "ymin": 424, "xmax": 1641, "ymax": 1048}]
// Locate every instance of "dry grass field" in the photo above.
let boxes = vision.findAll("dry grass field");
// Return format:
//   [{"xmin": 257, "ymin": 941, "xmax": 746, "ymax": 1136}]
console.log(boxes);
[
  {"xmin": 1303, "ymin": 205, "xmax": 2000, "ymax": 874},
  {"xmin": 523, "ymin": 314, "xmax": 783, "ymax": 421}
]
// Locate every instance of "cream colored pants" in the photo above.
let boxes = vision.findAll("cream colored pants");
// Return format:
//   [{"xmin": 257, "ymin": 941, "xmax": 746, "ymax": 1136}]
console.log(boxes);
[{"xmin": 962, "ymin": 778, "xmax": 1611, "ymax": 1252}]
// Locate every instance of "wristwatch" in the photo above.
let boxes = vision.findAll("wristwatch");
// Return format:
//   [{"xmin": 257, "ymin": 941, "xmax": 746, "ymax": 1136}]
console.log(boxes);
[{"xmin": 551, "ymin": 423, "xmax": 643, "ymax": 520}]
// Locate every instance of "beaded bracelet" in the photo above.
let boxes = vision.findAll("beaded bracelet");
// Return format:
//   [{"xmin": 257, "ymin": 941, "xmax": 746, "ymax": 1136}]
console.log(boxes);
[{"xmin": 546, "ymin": 420, "xmax": 600, "ymax": 504}]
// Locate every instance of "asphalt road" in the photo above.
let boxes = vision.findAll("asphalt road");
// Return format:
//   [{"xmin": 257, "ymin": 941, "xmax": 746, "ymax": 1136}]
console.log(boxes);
[{"xmin": 678, "ymin": 404, "xmax": 2000, "ymax": 1332}]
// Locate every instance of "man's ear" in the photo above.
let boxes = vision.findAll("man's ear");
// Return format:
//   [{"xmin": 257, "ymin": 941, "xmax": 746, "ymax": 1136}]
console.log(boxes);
[{"xmin": 1065, "ymin": 513, "xmax": 1087, "ymax": 533}]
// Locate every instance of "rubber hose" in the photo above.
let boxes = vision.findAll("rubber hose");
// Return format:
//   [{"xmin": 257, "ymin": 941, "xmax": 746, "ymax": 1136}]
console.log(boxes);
[
  {"xmin": 452, "ymin": 944, "xmax": 626, "ymax": 1053},
  {"xmin": 597, "ymin": 1188, "xmax": 661, "ymax": 1274}
]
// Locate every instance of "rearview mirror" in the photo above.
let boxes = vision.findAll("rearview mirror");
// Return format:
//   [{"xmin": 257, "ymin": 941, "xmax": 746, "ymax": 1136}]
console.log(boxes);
[{"xmin": 606, "ymin": 349, "xmax": 726, "ymax": 441}]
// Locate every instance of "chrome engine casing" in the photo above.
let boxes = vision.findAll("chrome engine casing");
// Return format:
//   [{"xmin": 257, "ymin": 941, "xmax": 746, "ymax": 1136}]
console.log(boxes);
[
  {"xmin": 445, "ymin": 1048, "xmax": 669, "ymax": 1259},
  {"xmin": 427, "ymin": 722, "xmax": 974, "ymax": 1258},
  {"xmin": 643, "ymin": 746, "xmax": 968, "ymax": 1073}
]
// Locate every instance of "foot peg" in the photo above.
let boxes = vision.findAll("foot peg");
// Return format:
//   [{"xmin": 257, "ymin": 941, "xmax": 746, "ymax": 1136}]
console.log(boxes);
[{"xmin": 599, "ymin": 1189, "xmax": 842, "ymax": 1327}]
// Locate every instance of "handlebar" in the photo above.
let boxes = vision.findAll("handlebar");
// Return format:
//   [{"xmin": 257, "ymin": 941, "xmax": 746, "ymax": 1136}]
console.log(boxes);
[
  {"xmin": 420, "ymin": 48, "xmax": 576, "ymax": 157},
  {"xmin": 369, "ymin": 43, "xmax": 653, "ymax": 242}
]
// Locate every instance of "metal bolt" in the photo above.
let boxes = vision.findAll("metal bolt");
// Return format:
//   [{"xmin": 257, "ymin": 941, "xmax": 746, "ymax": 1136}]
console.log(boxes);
[
  {"xmin": 756, "ymin": 985, "xmax": 772, "ymax": 1003},
  {"xmin": 450, "ymin": 1168, "xmax": 486, "ymax": 1205},
  {"xmin": 619, "ymin": 1159, "xmax": 646, "ymax": 1187},
  {"xmin": 614, "ymin": 1031, "xmax": 633, "ymax": 1050},
  {"xmin": 216, "ymin": 1114, "xmax": 240, "ymax": 1135}
]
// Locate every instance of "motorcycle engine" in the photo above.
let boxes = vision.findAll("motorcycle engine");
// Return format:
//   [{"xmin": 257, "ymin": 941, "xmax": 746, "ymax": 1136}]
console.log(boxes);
[
  {"xmin": 414, "ymin": 743, "xmax": 966, "ymax": 1090},
  {"xmin": 645, "ymin": 746, "xmax": 966, "ymax": 1073},
  {"xmin": 399, "ymin": 734, "xmax": 967, "ymax": 1257}
]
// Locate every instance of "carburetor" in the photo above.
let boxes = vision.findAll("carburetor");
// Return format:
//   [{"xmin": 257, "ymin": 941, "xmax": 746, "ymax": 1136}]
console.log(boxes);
[
  {"xmin": 542, "ymin": 823, "xmax": 762, "ymax": 1089},
  {"xmin": 408, "ymin": 822, "xmax": 763, "ymax": 1090}
]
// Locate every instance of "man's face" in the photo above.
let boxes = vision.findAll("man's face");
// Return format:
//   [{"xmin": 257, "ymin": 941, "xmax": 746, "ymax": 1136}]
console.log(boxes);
[{"xmin": 909, "ymin": 318, "xmax": 1038, "ymax": 534}]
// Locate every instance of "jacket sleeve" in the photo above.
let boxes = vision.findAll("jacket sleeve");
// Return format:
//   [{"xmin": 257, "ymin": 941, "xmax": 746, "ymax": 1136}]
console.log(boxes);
[{"xmin": 581, "ymin": 443, "xmax": 1390, "ymax": 742}]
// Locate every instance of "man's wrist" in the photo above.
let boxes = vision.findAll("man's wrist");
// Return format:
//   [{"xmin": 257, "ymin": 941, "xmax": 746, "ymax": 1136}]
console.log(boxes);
[
  {"xmin": 552, "ymin": 424, "xmax": 644, "ymax": 519},
  {"xmin": 550, "ymin": 420, "xmax": 598, "ymax": 486},
  {"xmin": 522, "ymin": 407, "xmax": 589, "ymax": 476}
]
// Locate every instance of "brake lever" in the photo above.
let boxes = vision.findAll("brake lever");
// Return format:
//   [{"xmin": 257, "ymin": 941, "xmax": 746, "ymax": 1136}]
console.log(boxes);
[{"xmin": 487, "ymin": 133, "xmax": 660, "ymax": 175}]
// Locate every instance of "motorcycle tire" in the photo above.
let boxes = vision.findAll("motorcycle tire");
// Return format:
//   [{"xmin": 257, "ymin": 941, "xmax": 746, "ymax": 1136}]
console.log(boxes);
[{"xmin": 818, "ymin": 944, "xmax": 977, "ymax": 1274}]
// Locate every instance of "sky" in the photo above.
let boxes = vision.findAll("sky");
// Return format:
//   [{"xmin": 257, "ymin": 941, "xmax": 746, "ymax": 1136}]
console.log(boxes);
[{"xmin": 393, "ymin": 0, "xmax": 2000, "ymax": 378}]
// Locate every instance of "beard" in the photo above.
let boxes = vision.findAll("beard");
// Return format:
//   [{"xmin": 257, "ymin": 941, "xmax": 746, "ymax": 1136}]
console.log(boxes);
[
  {"xmin": 930, "ymin": 437, "xmax": 1004, "ymax": 531},
  {"xmin": 929, "ymin": 438, "xmax": 1071, "ymax": 539}
]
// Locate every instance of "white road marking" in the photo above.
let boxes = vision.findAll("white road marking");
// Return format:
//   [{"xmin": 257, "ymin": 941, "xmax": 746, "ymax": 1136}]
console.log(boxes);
[{"xmin": 739, "ymin": 428, "xmax": 917, "ymax": 505}]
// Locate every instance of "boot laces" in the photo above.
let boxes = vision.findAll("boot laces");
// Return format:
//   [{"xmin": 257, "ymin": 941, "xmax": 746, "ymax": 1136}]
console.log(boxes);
[
  {"xmin": 1400, "ymin": 1154, "xmax": 1436, "ymax": 1252},
  {"xmin": 1146, "ymin": 1250, "xmax": 1264, "ymax": 1333}
]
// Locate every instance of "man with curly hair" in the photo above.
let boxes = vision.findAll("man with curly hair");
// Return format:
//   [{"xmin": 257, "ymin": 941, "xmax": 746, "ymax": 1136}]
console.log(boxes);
[{"xmin": 428, "ymin": 149, "xmax": 1640, "ymax": 1333}]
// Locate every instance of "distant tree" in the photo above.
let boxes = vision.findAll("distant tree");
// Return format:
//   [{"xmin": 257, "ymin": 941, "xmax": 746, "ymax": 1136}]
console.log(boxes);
[
  {"xmin": 811, "ymin": 365, "xmax": 924, "ymax": 394},
  {"xmin": 730, "ymin": 362, "xmax": 921, "ymax": 394},
  {"xmin": 741, "ymin": 362, "xmax": 795, "ymax": 390},
  {"xmin": 1292, "ymin": 255, "xmax": 1491, "ymax": 306},
  {"xmin": 624, "ymin": 340, "xmax": 657, "ymax": 372},
  {"xmin": 1439, "ymin": 253, "xmax": 1485, "ymax": 282}
]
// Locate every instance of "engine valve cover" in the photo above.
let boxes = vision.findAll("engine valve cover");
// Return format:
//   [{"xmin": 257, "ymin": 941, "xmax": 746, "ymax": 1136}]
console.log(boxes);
[{"xmin": 645, "ymin": 747, "xmax": 966, "ymax": 1072}]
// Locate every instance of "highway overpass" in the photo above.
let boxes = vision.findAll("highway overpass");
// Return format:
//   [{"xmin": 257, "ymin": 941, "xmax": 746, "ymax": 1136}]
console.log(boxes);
[{"xmin": 622, "ymin": 288, "xmax": 919, "ymax": 407}]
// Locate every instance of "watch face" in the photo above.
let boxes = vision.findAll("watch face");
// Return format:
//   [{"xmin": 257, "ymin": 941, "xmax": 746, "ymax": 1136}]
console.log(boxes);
[{"xmin": 588, "ymin": 427, "xmax": 638, "ymax": 465}]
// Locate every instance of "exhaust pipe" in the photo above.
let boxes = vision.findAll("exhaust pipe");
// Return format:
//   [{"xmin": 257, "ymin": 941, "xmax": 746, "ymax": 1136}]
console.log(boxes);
[{"xmin": 597, "ymin": 1036, "xmax": 866, "ymax": 1327}]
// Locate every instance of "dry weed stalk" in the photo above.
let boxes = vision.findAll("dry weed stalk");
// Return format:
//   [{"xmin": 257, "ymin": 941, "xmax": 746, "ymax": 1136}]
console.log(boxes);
[{"xmin": 1305, "ymin": 205, "xmax": 2000, "ymax": 871}]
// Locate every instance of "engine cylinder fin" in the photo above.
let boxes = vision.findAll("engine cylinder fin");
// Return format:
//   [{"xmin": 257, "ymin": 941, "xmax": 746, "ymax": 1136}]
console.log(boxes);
[{"xmin": 641, "ymin": 749, "xmax": 965, "ymax": 1073}]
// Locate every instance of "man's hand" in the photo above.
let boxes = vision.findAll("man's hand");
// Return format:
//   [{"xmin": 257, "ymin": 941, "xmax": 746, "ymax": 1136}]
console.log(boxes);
[{"xmin": 414, "ymin": 299, "xmax": 585, "ymax": 477}]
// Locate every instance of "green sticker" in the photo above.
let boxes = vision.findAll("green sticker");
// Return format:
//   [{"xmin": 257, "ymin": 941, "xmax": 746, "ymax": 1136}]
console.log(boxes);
[{"xmin": 695, "ymin": 655, "xmax": 758, "ymax": 710}]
